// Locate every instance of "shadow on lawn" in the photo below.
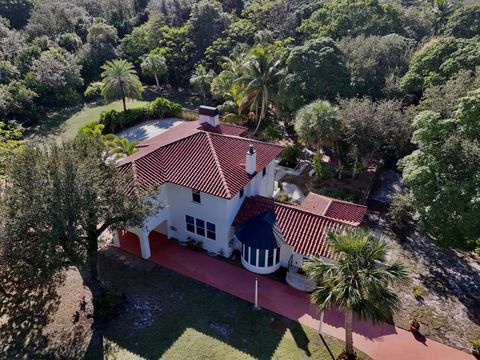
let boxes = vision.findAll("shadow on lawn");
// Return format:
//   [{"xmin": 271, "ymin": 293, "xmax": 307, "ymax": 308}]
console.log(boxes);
[
  {"xmin": 83, "ymin": 252, "xmax": 313, "ymax": 360},
  {"xmin": 0, "ymin": 271, "xmax": 64, "ymax": 358},
  {"xmin": 371, "ymin": 214, "xmax": 480, "ymax": 326}
]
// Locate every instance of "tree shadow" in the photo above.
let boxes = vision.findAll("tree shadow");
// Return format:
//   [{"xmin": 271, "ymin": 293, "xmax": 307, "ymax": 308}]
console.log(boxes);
[
  {"xmin": 82, "ymin": 252, "xmax": 299, "ymax": 360},
  {"xmin": 0, "ymin": 271, "xmax": 64, "ymax": 358},
  {"xmin": 370, "ymin": 213, "xmax": 480, "ymax": 325}
]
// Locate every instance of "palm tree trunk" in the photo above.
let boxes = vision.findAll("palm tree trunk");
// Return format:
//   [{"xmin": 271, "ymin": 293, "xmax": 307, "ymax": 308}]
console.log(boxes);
[
  {"xmin": 154, "ymin": 74, "xmax": 160, "ymax": 91},
  {"xmin": 345, "ymin": 309, "xmax": 354, "ymax": 357}
]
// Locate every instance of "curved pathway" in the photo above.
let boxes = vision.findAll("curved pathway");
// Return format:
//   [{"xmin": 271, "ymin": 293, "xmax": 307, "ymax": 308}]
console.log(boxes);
[{"xmin": 119, "ymin": 231, "xmax": 474, "ymax": 360}]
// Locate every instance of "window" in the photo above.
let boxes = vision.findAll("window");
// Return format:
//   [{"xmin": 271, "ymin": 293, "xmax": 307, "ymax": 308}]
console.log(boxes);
[
  {"xmin": 196, "ymin": 218, "xmax": 205, "ymax": 236},
  {"xmin": 186, "ymin": 215, "xmax": 195, "ymax": 233},
  {"xmin": 192, "ymin": 189, "xmax": 201, "ymax": 203},
  {"xmin": 207, "ymin": 222, "xmax": 216, "ymax": 240},
  {"xmin": 258, "ymin": 249, "xmax": 266, "ymax": 267},
  {"xmin": 276, "ymin": 248, "xmax": 280, "ymax": 263},
  {"xmin": 268, "ymin": 250, "xmax": 275, "ymax": 266},
  {"xmin": 250, "ymin": 247, "xmax": 257, "ymax": 266},
  {"xmin": 262, "ymin": 167, "xmax": 267, "ymax": 177},
  {"xmin": 239, "ymin": 188, "xmax": 244, "ymax": 198}
]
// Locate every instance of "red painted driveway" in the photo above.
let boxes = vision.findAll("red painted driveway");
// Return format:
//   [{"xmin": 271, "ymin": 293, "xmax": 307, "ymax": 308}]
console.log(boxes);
[{"xmin": 120, "ymin": 231, "xmax": 474, "ymax": 360}]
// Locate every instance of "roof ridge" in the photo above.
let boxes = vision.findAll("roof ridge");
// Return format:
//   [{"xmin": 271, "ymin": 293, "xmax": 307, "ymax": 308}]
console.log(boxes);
[
  {"xmin": 252, "ymin": 196, "xmax": 339, "ymax": 223},
  {"xmin": 207, "ymin": 131, "xmax": 284, "ymax": 148},
  {"xmin": 311, "ymin": 192, "xmax": 367, "ymax": 209},
  {"xmin": 205, "ymin": 132, "xmax": 232, "ymax": 198}
]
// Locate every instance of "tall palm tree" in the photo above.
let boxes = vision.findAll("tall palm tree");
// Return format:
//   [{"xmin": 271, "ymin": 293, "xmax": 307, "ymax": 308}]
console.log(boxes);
[
  {"xmin": 101, "ymin": 59, "xmax": 143, "ymax": 112},
  {"xmin": 432, "ymin": 0, "xmax": 456, "ymax": 34},
  {"xmin": 303, "ymin": 230, "xmax": 407, "ymax": 359},
  {"xmin": 235, "ymin": 47, "xmax": 286, "ymax": 134}
]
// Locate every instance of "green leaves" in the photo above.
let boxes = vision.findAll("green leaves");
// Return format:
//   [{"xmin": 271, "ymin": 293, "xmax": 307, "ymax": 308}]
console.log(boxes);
[
  {"xmin": 399, "ymin": 90, "xmax": 480, "ymax": 249},
  {"xmin": 100, "ymin": 59, "xmax": 143, "ymax": 108},
  {"xmin": 304, "ymin": 229, "xmax": 407, "ymax": 321}
]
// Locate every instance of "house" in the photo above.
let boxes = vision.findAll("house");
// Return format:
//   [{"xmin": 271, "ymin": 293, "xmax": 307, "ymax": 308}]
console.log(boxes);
[{"xmin": 113, "ymin": 106, "xmax": 367, "ymax": 277}]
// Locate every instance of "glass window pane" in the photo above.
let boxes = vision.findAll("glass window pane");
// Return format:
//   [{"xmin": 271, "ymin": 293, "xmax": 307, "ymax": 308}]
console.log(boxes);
[
  {"xmin": 275, "ymin": 248, "xmax": 280, "ymax": 263},
  {"xmin": 192, "ymin": 190, "xmax": 201, "ymax": 203},
  {"xmin": 187, "ymin": 224, "xmax": 195, "ymax": 232},
  {"xmin": 258, "ymin": 249, "xmax": 265, "ymax": 267},
  {"xmin": 186, "ymin": 215, "xmax": 194, "ymax": 224},
  {"xmin": 268, "ymin": 250, "xmax": 275, "ymax": 266},
  {"xmin": 250, "ymin": 247, "xmax": 257, "ymax": 266},
  {"xmin": 207, "ymin": 222, "xmax": 215, "ymax": 231},
  {"xmin": 207, "ymin": 231, "xmax": 216, "ymax": 240}
]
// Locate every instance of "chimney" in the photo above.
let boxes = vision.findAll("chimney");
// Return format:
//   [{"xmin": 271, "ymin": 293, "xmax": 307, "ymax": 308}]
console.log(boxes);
[
  {"xmin": 199, "ymin": 105, "xmax": 219, "ymax": 127},
  {"xmin": 246, "ymin": 144, "xmax": 256, "ymax": 175}
]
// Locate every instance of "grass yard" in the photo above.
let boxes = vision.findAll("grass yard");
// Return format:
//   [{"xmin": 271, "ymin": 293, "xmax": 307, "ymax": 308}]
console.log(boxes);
[
  {"xmin": 26, "ymin": 99, "xmax": 148, "ymax": 144},
  {"xmin": 82, "ymin": 249, "xmax": 370, "ymax": 360}
]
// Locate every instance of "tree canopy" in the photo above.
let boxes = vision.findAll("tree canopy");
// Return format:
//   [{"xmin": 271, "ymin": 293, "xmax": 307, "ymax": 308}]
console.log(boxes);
[{"xmin": 399, "ymin": 90, "xmax": 480, "ymax": 249}]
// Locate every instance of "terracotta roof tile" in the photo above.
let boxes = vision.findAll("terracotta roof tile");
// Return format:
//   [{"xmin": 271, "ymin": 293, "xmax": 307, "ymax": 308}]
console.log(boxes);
[
  {"xmin": 300, "ymin": 192, "xmax": 367, "ymax": 226},
  {"xmin": 118, "ymin": 123, "xmax": 283, "ymax": 199},
  {"xmin": 234, "ymin": 196, "xmax": 359, "ymax": 258}
]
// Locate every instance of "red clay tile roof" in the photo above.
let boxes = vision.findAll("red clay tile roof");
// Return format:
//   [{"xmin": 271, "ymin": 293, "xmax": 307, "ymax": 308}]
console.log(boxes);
[
  {"xmin": 199, "ymin": 122, "xmax": 247, "ymax": 136},
  {"xmin": 234, "ymin": 196, "xmax": 357, "ymax": 258},
  {"xmin": 300, "ymin": 193, "xmax": 367, "ymax": 226},
  {"xmin": 118, "ymin": 123, "xmax": 282, "ymax": 199}
]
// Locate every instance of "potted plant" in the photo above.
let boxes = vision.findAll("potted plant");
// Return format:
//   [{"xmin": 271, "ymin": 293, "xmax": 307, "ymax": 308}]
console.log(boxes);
[
  {"xmin": 472, "ymin": 339, "xmax": 480, "ymax": 359},
  {"xmin": 409, "ymin": 317, "xmax": 420, "ymax": 334}
]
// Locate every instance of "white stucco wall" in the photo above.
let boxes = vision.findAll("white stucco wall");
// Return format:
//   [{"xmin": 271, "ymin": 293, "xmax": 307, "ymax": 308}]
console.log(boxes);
[
  {"xmin": 164, "ymin": 183, "xmax": 232, "ymax": 256},
  {"xmin": 125, "ymin": 158, "xmax": 279, "ymax": 260}
]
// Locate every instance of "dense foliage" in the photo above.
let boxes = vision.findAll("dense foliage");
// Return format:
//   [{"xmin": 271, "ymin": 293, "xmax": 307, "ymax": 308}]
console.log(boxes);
[
  {"xmin": 0, "ymin": 0, "xmax": 478, "ymax": 249},
  {"xmin": 400, "ymin": 90, "xmax": 480, "ymax": 249}
]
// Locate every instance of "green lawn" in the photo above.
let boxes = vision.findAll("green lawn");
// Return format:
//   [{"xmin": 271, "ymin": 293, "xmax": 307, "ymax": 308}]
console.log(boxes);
[
  {"xmin": 84, "ymin": 250, "xmax": 369, "ymax": 360},
  {"xmin": 26, "ymin": 99, "xmax": 148, "ymax": 144}
]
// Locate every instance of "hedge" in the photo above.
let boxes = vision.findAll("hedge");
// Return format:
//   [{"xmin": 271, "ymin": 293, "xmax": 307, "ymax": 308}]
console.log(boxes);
[{"xmin": 99, "ymin": 97, "xmax": 182, "ymax": 133}]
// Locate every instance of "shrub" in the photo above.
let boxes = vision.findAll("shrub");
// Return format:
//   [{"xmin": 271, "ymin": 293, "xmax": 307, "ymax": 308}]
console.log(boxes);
[
  {"xmin": 322, "ymin": 187, "xmax": 361, "ymax": 202},
  {"xmin": 78, "ymin": 120, "xmax": 101, "ymax": 135},
  {"xmin": 472, "ymin": 339, "xmax": 480, "ymax": 352},
  {"xmin": 412, "ymin": 287, "xmax": 423, "ymax": 300},
  {"xmin": 276, "ymin": 193, "xmax": 291, "ymax": 203},
  {"xmin": 388, "ymin": 189, "xmax": 415, "ymax": 228},
  {"xmin": 313, "ymin": 153, "xmax": 331, "ymax": 180},
  {"xmin": 99, "ymin": 108, "xmax": 146, "ymax": 133},
  {"xmin": 93, "ymin": 282, "xmax": 123, "ymax": 322},
  {"xmin": 280, "ymin": 145, "xmax": 300, "ymax": 167},
  {"xmin": 84, "ymin": 82, "xmax": 103, "ymax": 100},
  {"xmin": 263, "ymin": 121, "xmax": 282, "ymax": 141},
  {"xmin": 147, "ymin": 97, "xmax": 181, "ymax": 119}
]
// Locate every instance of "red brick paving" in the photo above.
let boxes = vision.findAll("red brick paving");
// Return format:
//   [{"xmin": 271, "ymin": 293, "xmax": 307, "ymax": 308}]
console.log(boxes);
[{"xmin": 118, "ymin": 231, "xmax": 473, "ymax": 360}]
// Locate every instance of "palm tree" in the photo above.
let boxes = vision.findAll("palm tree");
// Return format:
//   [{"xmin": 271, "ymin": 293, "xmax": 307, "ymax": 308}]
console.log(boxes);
[
  {"xmin": 190, "ymin": 64, "xmax": 215, "ymax": 103},
  {"xmin": 432, "ymin": 0, "xmax": 456, "ymax": 33},
  {"xmin": 235, "ymin": 47, "xmax": 286, "ymax": 134},
  {"xmin": 303, "ymin": 230, "xmax": 407, "ymax": 359},
  {"xmin": 101, "ymin": 59, "xmax": 143, "ymax": 112}
]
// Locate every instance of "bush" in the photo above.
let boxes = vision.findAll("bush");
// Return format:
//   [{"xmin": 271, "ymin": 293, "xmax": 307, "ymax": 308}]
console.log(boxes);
[
  {"xmin": 99, "ymin": 108, "xmax": 146, "ymax": 133},
  {"xmin": 388, "ymin": 189, "xmax": 415, "ymax": 228},
  {"xmin": 280, "ymin": 145, "xmax": 300, "ymax": 167},
  {"xmin": 93, "ymin": 282, "xmax": 123, "ymax": 321},
  {"xmin": 263, "ymin": 121, "xmax": 282, "ymax": 141},
  {"xmin": 472, "ymin": 339, "xmax": 480, "ymax": 352},
  {"xmin": 313, "ymin": 153, "xmax": 331, "ymax": 180},
  {"xmin": 147, "ymin": 97, "xmax": 181, "ymax": 119},
  {"xmin": 276, "ymin": 193, "xmax": 291, "ymax": 203},
  {"xmin": 412, "ymin": 287, "xmax": 423, "ymax": 300},
  {"xmin": 84, "ymin": 82, "xmax": 103, "ymax": 101},
  {"xmin": 322, "ymin": 187, "xmax": 361, "ymax": 202}
]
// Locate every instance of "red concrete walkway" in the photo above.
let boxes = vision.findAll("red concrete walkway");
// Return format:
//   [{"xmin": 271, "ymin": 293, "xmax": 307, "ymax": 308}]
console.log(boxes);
[{"xmin": 120, "ymin": 231, "xmax": 474, "ymax": 360}]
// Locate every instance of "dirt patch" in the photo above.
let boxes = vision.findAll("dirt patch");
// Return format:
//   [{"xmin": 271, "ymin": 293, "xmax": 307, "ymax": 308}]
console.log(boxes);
[
  {"xmin": 368, "ymin": 212, "xmax": 480, "ymax": 352},
  {"xmin": 0, "ymin": 267, "xmax": 93, "ymax": 359}
]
